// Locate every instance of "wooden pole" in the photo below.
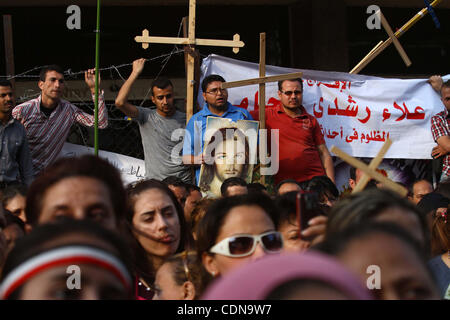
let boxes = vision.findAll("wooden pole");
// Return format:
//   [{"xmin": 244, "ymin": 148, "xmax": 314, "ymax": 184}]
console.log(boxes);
[
  {"xmin": 379, "ymin": 11, "xmax": 411, "ymax": 67},
  {"xmin": 350, "ymin": 0, "xmax": 442, "ymax": 74},
  {"xmin": 259, "ymin": 33, "xmax": 266, "ymax": 185},
  {"xmin": 352, "ymin": 139, "xmax": 392, "ymax": 194},
  {"xmin": 3, "ymin": 15, "xmax": 15, "ymax": 90},
  {"xmin": 331, "ymin": 145, "xmax": 408, "ymax": 197}
]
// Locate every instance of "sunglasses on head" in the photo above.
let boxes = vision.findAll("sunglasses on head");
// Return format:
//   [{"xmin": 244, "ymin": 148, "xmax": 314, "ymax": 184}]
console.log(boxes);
[{"xmin": 209, "ymin": 231, "xmax": 283, "ymax": 257}]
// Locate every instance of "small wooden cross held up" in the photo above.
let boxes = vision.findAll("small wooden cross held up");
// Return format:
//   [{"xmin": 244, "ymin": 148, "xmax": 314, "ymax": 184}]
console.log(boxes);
[{"xmin": 331, "ymin": 139, "xmax": 408, "ymax": 197}]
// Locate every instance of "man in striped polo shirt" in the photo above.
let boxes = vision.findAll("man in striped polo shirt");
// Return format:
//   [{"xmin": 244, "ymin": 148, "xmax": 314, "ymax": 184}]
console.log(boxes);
[{"xmin": 12, "ymin": 65, "xmax": 108, "ymax": 176}]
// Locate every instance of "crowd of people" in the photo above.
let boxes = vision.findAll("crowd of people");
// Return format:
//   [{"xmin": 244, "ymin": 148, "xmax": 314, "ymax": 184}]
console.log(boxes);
[{"xmin": 0, "ymin": 61, "xmax": 448, "ymax": 300}]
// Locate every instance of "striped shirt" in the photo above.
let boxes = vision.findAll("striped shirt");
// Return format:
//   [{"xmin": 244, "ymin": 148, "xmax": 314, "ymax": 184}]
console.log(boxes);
[
  {"xmin": 431, "ymin": 109, "xmax": 450, "ymax": 179},
  {"xmin": 12, "ymin": 93, "xmax": 108, "ymax": 174}
]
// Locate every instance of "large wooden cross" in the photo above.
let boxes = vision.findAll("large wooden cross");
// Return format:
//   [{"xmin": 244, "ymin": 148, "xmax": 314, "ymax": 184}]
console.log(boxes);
[
  {"xmin": 220, "ymin": 32, "xmax": 302, "ymax": 185},
  {"xmin": 350, "ymin": 0, "xmax": 442, "ymax": 74},
  {"xmin": 135, "ymin": 0, "xmax": 244, "ymax": 123},
  {"xmin": 331, "ymin": 139, "xmax": 408, "ymax": 197}
]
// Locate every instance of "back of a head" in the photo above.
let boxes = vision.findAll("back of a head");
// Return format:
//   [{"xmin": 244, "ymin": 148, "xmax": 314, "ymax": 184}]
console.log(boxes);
[
  {"xmin": 247, "ymin": 182, "xmax": 267, "ymax": 195},
  {"xmin": 326, "ymin": 188, "xmax": 428, "ymax": 245},
  {"xmin": 305, "ymin": 175, "xmax": 339, "ymax": 203},
  {"xmin": 430, "ymin": 205, "xmax": 450, "ymax": 256},
  {"xmin": 0, "ymin": 218, "xmax": 135, "ymax": 300},
  {"xmin": 25, "ymin": 155, "xmax": 126, "ymax": 227},
  {"xmin": 220, "ymin": 177, "xmax": 247, "ymax": 197},
  {"xmin": 275, "ymin": 179, "xmax": 301, "ymax": 195},
  {"xmin": 164, "ymin": 251, "xmax": 212, "ymax": 299},
  {"xmin": 273, "ymin": 191, "xmax": 297, "ymax": 229},
  {"xmin": 162, "ymin": 176, "xmax": 186, "ymax": 188},
  {"xmin": 314, "ymin": 221, "xmax": 439, "ymax": 300}
]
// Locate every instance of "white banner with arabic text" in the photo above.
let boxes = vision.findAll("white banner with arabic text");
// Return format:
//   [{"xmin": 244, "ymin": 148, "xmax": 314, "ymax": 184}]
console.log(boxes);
[{"xmin": 200, "ymin": 54, "xmax": 449, "ymax": 159}]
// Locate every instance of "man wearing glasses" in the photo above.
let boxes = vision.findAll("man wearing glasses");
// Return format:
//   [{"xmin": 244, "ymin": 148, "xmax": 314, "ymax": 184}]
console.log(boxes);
[
  {"xmin": 251, "ymin": 78, "xmax": 334, "ymax": 185},
  {"xmin": 182, "ymin": 74, "xmax": 253, "ymax": 184}
]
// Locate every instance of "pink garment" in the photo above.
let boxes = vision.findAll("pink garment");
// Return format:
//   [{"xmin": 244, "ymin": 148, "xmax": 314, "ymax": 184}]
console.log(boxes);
[{"xmin": 202, "ymin": 251, "xmax": 373, "ymax": 300}]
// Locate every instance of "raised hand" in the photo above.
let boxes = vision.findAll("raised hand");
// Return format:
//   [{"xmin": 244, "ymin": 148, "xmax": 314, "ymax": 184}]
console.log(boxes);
[
  {"xmin": 85, "ymin": 68, "xmax": 100, "ymax": 93},
  {"xmin": 132, "ymin": 58, "xmax": 146, "ymax": 76}
]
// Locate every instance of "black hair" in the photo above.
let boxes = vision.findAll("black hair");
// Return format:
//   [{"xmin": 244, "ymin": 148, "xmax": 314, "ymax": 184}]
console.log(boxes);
[
  {"xmin": 273, "ymin": 191, "xmax": 298, "ymax": 229},
  {"xmin": 442, "ymin": 79, "xmax": 450, "ymax": 90},
  {"xmin": 326, "ymin": 188, "xmax": 429, "ymax": 253},
  {"xmin": 0, "ymin": 80, "xmax": 12, "ymax": 88},
  {"xmin": 408, "ymin": 179, "xmax": 433, "ymax": 198},
  {"xmin": 277, "ymin": 78, "xmax": 303, "ymax": 91},
  {"xmin": 247, "ymin": 182, "xmax": 267, "ymax": 195},
  {"xmin": 4, "ymin": 210, "xmax": 26, "ymax": 233},
  {"xmin": 201, "ymin": 74, "xmax": 226, "ymax": 93},
  {"xmin": 275, "ymin": 179, "xmax": 301, "ymax": 195},
  {"xmin": 162, "ymin": 176, "xmax": 187, "ymax": 189},
  {"xmin": 314, "ymin": 222, "xmax": 431, "ymax": 277},
  {"xmin": 1, "ymin": 183, "xmax": 27, "ymax": 208},
  {"xmin": 26, "ymin": 155, "xmax": 126, "ymax": 227},
  {"xmin": 39, "ymin": 65, "xmax": 64, "ymax": 82},
  {"xmin": 220, "ymin": 177, "xmax": 247, "ymax": 197},
  {"xmin": 196, "ymin": 193, "xmax": 278, "ymax": 258},
  {"xmin": 305, "ymin": 175, "xmax": 339, "ymax": 202},
  {"xmin": 1, "ymin": 217, "xmax": 135, "ymax": 299},
  {"xmin": 151, "ymin": 77, "xmax": 173, "ymax": 96},
  {"xmin": 185, "ymin": 183, "xmax": 201, "ymax": 195}
]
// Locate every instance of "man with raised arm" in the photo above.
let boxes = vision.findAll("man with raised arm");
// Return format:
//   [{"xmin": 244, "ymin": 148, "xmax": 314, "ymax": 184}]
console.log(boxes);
[
  {"xmin": 12, "ymin": 65, "xmax": 108, "ymax": 175},
  {"xmin": 115, "ymin": 58, "xmax": 191, "ymax": 183}
]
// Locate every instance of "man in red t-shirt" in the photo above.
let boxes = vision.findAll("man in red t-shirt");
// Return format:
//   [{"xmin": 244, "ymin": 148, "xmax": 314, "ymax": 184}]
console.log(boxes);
[{"xmin": 251, "ymin": 78, "xmax": 334, "ymax": 185}]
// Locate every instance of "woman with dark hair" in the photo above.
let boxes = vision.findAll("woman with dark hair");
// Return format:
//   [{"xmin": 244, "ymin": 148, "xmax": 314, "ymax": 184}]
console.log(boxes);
[
  {"xmin": 0, "ymin": 218, "xmax": 135, "ymax": 300},
  {"xmin": 124, "ymin": 179, "xmax": 190, "ymax": 299},
  {"xmin": 199, "ymin": 127, "xmax": 250, "ymax": 198},
  {"xmin": 427, "ymin": 205, "xmax": 450, "ymax": 298},
  {"xmin": 326, "ymin": 188, "xmax": 429, "ymax": 252},
  {"xmin": 196, "ymin": 194, "xmax": 283, "ymax": 278},
  {"xmin": 25, "ymin": 155, "xmax": 127, "ymax": 231}
]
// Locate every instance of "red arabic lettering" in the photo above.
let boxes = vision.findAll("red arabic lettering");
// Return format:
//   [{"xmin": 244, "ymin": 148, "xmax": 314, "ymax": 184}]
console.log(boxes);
[
  {"xmin": 314, "ymin": 97, "xmax": 324, "ymax": 118},
  {"xmin": 382, "ymin": 108, "xmax": 391, "ymax": 122},
  {"xmin": 358, "ymin": 107, "xmax": 371, "ymax": 124},
  {"xmin": 393, "ymin": 102, "xmax": 425, "ymax": 121}
]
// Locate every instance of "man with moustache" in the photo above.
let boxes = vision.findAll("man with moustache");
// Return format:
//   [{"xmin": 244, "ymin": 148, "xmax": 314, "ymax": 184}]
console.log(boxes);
[
  {"xmin": 12, "ymin": 65, "xmax": 108, "ymax": 175},
  {"xmin": 115, "ymin": 58, "xmax": 191, "ymax": 183},
  {"xmin": 251, "ymin": 78, "xmax": 334, "ymax": 185},
  {"xmin": 182, "ymin": 74, "xmax": 253, "ymax": 184},
  {"xmin": 429, "ymin": 76, "xmax": 450, "ymax": 182},
  {"xmin": 0, "ymin": 80, "xmax": 33, "ymax": 187}
]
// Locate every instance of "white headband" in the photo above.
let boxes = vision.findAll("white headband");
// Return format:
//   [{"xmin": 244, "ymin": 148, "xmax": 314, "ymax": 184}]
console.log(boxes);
[{"xmin": 0, "ymin": 246, "xmax": 132, "ymax": 299}]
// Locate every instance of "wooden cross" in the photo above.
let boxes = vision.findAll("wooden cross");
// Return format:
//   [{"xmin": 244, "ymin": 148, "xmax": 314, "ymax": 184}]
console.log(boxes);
[
  {"xmin": 330, "ymin": 139, "xmax": 408, "ymax": 197},
  {"xmin": 351, "ymin": 10, "xmax": 411, "ymax": 74},
  {"xmin": 350, "ymin": 0, "xmax": 443, "ymax": 74},
  {"xmin": 220, "ymin": 32, "xmax": 302, "ymax": 185},
  {"xmin": 134, "ymin": 0, "xmax": 245, "ymax": 123}
]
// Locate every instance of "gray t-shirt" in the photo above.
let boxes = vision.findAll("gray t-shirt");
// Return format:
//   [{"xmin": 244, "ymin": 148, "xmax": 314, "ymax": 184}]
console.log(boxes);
[{"xmin": 135, "ymin": 107, "xmax": 192, "ymax": 183}]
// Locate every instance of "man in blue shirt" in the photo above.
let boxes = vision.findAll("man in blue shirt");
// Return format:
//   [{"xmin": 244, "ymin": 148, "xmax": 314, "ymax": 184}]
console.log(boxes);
[
  {"xmin": 182, "ymin": 74, "xmax": 253, "ymax": 184},
  {"xmin": 0, "ymin": 80, "xmax": 33, "ymax": 188}
]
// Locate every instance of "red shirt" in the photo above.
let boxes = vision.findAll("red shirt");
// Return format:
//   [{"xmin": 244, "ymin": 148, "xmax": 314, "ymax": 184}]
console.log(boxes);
[{"xmin": 251, "ymin": 103, "xmax": 326, "ymax": 184}]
